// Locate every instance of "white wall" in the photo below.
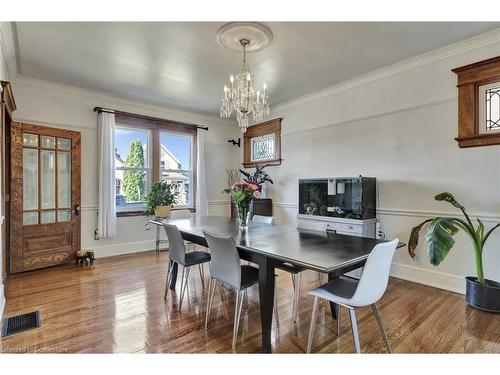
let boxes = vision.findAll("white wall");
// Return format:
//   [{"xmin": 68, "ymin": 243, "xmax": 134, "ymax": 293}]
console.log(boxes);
[
  {"xmin": 264, "ymin": 30, "xmax": 500, "ymax": 294},
  {"xmin": 11, "ymin": 75, "xmax": 239, "ymax": 258}
]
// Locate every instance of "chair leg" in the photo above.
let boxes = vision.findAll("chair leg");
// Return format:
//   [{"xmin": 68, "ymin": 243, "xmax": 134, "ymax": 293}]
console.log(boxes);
[
  {"xmin": 274, "ymin": 283, "xmax": 280, "ymax": 327},
  {"xmin": 179, "ymin": 266, "xmax": 190, "ymax": 309},
  {"xmin": 198, "ymin": 264, "xmax": 205, "ymax": 289},
  {"xmin": 293, "ymin": 273, "xmax": 301, "ymax": 323},
  {"xmin": 371, "ymin": 303, "xmax": 392, "ymax": 353},
  {"xmin": 306, "ymin": 296, "xmax": 320, "ymax": 353},
  {"xmin": 243, "ymin": 289, "xmax": 249, "ymax": 312},
  {"xmin": 218, "ymin": 282, "xmax": 226, "ymax": 300},
  {"xmin": 348, "ymin": 308, "xmax": 361, "ymax": 353},
  {"xmin": 336, "ymin": 304, "xmax": 342, "ymax": 336},
  {"xmin": 232, "ymin": 290, "xmax": 244, "ymax": 350},
  {"xmin": 164, "ymin": 261, "xmax": 173, "ymax": 300},
  {"xmin": 205, "ymin": 278, "xmax": 216, "ymax": 329}
]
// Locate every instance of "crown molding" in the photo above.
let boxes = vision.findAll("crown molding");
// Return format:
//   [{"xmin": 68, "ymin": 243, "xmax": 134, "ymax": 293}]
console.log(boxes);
[
  {"xmin": 273, "ymin": 27, "xmax": 500, "ymax": 114},
  {"xmin": 0, "ymin": 22, "xmax": 18, "ymax": 80},
  {"xmin": 12, "ymin": 74, "xmax": 234, "ymax": 128}
]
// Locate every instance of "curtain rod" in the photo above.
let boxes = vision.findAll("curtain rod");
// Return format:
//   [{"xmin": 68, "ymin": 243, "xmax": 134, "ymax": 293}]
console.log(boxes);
[{"xmin": 93, "ymin": 106, "xmax": 209, "ymax": 131}]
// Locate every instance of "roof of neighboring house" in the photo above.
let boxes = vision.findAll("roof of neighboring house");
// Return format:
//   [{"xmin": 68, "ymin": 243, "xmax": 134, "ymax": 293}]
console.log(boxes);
[{"xmin": 160, "ymin": 144, "xmax": 181, "ymax": 168}]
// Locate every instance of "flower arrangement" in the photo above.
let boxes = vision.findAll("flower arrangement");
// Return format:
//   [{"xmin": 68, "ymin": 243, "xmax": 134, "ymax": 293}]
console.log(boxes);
[{"xmin": 223, "ymin": 182, "xmax": 261, "ymax": 229}]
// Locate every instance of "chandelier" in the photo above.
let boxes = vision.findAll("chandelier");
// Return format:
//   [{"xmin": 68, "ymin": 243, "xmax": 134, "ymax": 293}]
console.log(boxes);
[{"xmin": 220, "ymin": 39, "xmax": 270, "ymax": 133}]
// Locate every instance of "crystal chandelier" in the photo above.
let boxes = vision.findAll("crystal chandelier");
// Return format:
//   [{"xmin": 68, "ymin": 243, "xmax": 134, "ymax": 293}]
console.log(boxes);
[{"xmin": 220, "ymin": 39, "xmax": 270, "ymax": 133}]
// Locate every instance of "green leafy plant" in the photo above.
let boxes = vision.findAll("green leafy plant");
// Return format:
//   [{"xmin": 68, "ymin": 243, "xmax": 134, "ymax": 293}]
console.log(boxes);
[
  {"xmin": 240, "ymin": 163, "xmax": 274, "ymax": 188},
  {"xmin": 144, "ymin": 181, "xmax": 177, "ymax": 216},
  {"xmin": 408, "ymin": 192, "xmax": 500, "ymax": 284}
]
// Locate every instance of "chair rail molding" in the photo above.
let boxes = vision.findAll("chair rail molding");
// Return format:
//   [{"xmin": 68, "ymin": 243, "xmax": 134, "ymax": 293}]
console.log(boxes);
[{"xmin": 272, "ymin": 202, "xmax": 500, "ymax": 223}]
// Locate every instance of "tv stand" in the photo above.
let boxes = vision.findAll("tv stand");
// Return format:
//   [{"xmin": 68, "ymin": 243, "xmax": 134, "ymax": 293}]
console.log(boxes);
[{"xmin": 296, "ymin": 214, "xmax": 377, "ymax": 238}]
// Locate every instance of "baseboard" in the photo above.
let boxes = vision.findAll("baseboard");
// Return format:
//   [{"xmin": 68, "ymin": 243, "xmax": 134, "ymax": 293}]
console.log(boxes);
[
  {"xmin": 390, "ymin": 262, "xmax": 466, "ymax": 295},
  {"xmin": 93, "ymin": 240, "xmax": 158, "ymax": 258}
]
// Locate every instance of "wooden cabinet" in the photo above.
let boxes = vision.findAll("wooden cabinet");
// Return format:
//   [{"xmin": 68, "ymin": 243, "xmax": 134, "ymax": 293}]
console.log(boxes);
[{"xmin": 231, "ymin": 198, "xmax": 273, "ymax": 218}]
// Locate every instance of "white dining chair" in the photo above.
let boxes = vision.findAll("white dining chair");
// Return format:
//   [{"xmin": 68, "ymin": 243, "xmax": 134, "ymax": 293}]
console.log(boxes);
[
  {"xmin": 252, "ymin": 214, "xmax": 275, "ymax": 224},
  {"xmin": 306, "ymin": 239, "xmax": 399, "ymax": 354}
]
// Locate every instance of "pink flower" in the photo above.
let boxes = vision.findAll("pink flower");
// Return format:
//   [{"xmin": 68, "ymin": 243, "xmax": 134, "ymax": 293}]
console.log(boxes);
[{"xmin": 253, "ymin": 190, "xmax": 261, "ymax": 199}]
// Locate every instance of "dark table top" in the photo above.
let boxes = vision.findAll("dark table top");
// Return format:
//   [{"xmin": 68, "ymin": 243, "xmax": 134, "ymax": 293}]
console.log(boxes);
[{"xmin": 150, "ymin": 216, "xmax": 405, "ymax": 273}]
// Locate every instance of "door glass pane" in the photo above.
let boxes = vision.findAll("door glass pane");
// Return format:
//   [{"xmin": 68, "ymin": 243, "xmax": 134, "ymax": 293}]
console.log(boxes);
[
  {"xmin": 58, "ymin": 152, "xmax": 71, "ymax": 208},
  {"xmin": 41, "ymin": 150, "xmax": 56, "ymax": 209},
  {"xmin": 41, "ymin": 211, "xmax": 56, "ymax": 224},
  {"xmin": 23, "ymin": 133, "xmax": 39, "ymax": 147},
  {"xmin": 23, "ymin": 212, "xmax": 38, "ymax": 225},
  {"xmin": 58, "ymin": 210, "xmax": 71, "ymax": 222},
  {"xmin": 41, "ymin": 136, "xmax": 56, "ymax": 149},
  {"xmin": 57, "ymin": 138, "xmax": 71, "ymax": 151},
  {"xmin": 23, "ymin": 148, "xmax": 38, "ymax": 210}
]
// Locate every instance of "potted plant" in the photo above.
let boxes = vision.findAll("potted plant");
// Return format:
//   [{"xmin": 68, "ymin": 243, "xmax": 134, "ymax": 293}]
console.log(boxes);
[
  {"xmin": 408, "ymin": 192, "xmax": 500, "ymax": 312},
  {"xmin": 223, "ymin": 182, "xmax": 260, "ymax": 230},
  {"xmin": 240, "ymin": 163, "xmax": 274, "ymax": 192},
  {"xmin": 144, "ymin": 181, "xmax": 177, "ymax": 218}
]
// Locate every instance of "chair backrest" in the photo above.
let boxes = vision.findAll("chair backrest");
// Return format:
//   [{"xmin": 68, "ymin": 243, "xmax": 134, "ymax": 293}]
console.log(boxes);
[
  {"xmin": 252, "ymin": 215, "xmax": 275, "ymax": 224},
  {"xmin": 163, "ymin": 224, "xmax": 186, "ymax": 265},
  {"xmin": 203, "ymin": 230, "xmax": 241, "ymax": 289},
  {"xmin": 350, "ymin": 239, "xmax": 399, "ymax": 306},
  {"xmin": 170, "ymin": 209, "xmax": 193, "ymax": 219}
]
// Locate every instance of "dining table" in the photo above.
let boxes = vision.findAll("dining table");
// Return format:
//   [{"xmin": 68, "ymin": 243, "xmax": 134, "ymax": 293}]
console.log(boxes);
[{"xmin": 150, "ymin": 215, "xmax": 404, "ymax": 353}]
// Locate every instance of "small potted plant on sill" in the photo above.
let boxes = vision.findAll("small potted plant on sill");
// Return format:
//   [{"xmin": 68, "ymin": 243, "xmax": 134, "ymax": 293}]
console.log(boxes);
[
  {"xmin": 144, "ymin": 181, "xmax": 177, "ymax": 218},
  {"xmin": 408, "ymin": 192, "xmax": 500, "ymax": 312}
]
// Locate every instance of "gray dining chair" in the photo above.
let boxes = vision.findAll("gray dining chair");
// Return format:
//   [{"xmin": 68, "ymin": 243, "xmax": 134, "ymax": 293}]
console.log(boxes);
[
  {"xmin": 170, "ymin": 209, "xmax": 194, "ymax": 251},
  {"xmin": 203, "ymin": 230, "xmax": 279, "ymax": 350},
  {"xmin": 163, "ymin": 224, "xmax": 211, "ymax": 309},
  {"xmin": 306, "ymin": 239, "xmax": 399, "ymax": 353}
]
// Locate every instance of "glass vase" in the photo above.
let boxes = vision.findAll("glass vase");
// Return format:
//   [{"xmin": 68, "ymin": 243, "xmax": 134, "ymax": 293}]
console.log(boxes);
[{"xmin": 236, "ymin": 201, "xmax": 252, "ymax": 230}]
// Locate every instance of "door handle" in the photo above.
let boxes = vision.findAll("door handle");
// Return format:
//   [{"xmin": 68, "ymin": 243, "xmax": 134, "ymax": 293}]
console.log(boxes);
[{"xmin": 74, "ymin": 205, "xmax": 81, "ymax": 216}]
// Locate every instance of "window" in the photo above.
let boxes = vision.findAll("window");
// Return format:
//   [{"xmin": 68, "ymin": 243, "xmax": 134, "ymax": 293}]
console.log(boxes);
[
  {"xmin": 453, "ymin": 56, "xmax": 500, "ymax": 147},
  {"xmin": 251, "ymin": 133, "xmax": 275, "ymax": 161},
  {"xmin": 479, "ymin": 82, "xmax": 500, "ymax": 134},
  {"xmin": 159, "ymin": 132, "xmax": 194, "ymax": 207},
  {"xmin": 114, "ymin": 127, "xmax": 151, "ymax": 211},
  {"xmin": 112, "ymin": 112, "xmax": 198, "ymax": 214},
  {"xmin": 243, "ymin": 118, "xmax": 282, "ymax": 167}
]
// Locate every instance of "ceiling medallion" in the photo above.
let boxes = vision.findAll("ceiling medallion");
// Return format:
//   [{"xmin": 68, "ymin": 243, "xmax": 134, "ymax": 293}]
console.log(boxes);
[{"xmin": 217, "ymin": 22, "xmax": 273, "ymax": 133}]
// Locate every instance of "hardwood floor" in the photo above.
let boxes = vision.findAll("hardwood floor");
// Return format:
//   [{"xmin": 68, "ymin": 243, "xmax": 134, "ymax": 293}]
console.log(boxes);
[{"xmin": 1, "ymin": 249, "xmax": 499, "ymax": 353}]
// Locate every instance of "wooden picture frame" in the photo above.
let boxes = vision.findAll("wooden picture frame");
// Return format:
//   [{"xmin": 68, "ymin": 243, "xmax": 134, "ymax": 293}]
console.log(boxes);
[
  {"xmin": 452, "ymin": 56, "xmax": 500, "ymax": 148},
  {"xmin": 243, "ymin": 118, "xmax": 282, "ymax": 168}
]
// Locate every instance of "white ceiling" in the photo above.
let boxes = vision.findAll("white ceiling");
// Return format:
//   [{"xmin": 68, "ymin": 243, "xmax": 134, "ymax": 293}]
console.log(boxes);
[{"xmin": 13, "ymin": 22, "xmax": 500, "ymax": 115}]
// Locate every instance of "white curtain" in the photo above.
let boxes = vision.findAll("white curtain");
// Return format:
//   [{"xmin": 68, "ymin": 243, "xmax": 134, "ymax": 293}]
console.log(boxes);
[
  {"xmin": 98, "ymin": 112, "xmax": 117, "ymax": 238},
  {"xmin": 196, "ymin": 128, "xmax": 209, "ymax": 218}
]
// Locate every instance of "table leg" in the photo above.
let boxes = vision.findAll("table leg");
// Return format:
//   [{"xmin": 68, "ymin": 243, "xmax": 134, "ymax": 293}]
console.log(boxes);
[
  {"xmin": 169, "ymin": 261, "xmax": 178, "ymax": 290},
  {"xmin": 328, "ymin": 273, "xmax": 338, "ymax": 320},
  {"xmin": 258, "ymin": 257, "xmax": 275, "ymax": 353}
]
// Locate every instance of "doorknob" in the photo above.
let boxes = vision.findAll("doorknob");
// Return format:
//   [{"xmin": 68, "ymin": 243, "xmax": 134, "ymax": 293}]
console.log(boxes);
[{"xmin": 74, "ymin": 205, "xmax": 81, "ymax": 216}]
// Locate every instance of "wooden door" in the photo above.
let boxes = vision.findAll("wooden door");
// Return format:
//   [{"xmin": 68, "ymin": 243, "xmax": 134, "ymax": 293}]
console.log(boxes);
[{"xmin": 10, "ymin": 122, "xmax": 81, "ymax": 273}]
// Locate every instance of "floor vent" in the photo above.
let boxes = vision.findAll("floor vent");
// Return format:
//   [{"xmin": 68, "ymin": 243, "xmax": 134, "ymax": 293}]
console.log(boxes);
[{"xmin": 1, "ymin": 311, "xmax": 41, "ymax": 337}]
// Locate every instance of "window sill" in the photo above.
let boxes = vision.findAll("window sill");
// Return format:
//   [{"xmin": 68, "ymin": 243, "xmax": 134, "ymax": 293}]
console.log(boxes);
[
  {"xmin": 455, "ymin": 132, "xmax": 500, "ymax": 148},
  {"xmin": 116, "ymin": 207, "xmax": 196, "ymax": 218},
  {"xmin": 242, "ymin": 158, "xmax": 282, "ymax": 168}
]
